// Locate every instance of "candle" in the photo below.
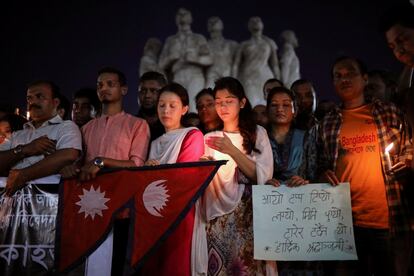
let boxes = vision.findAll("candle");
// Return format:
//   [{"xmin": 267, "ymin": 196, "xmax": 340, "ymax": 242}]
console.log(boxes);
[
  {"xmin": 385, "ymin": 142, "xmax": 394, "ymax": 172},
  {"xmin": 26, "ymin": 111, "xmax": 30, "ymax": 120}
]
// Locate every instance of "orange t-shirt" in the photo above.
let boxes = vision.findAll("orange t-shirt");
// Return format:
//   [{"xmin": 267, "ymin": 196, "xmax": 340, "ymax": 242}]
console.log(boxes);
[{"xmin": 335, "ymin": 104, "xmax": 389, "ymax": 229}]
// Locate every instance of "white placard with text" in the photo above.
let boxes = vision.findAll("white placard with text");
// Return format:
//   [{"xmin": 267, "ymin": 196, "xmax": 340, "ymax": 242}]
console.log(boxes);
[{"xmin": 253, "ymin": 183, "xmax": 357, "ymax": 261}]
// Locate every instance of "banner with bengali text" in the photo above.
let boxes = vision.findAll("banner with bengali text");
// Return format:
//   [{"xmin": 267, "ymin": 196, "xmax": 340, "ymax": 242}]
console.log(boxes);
[{"xmin": 0, "ymin": 183, "xmax": 59, "ymax": 275}]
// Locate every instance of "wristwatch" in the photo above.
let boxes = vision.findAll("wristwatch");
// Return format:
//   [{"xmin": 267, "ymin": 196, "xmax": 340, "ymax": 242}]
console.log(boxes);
[
  {"xmin": 13, "ymin": 145, "xmax": 24, "ymax": 156},
  {"xmin": 93, "ymin": 157, "xmax": 105, "ymax": 169}
]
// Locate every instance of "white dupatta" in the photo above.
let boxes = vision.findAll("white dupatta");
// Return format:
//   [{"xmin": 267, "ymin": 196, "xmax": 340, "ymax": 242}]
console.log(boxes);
[
  {"xmin": 202, "ymin": 125, "xmax": 277, "ymax": 275},
  {"xmin": 149, "ymin": 127, "xmax": 197, "ymax": 163},
  {"xmin": 202, "ymin": 125, "xmax": 273, "ymax": 219}
]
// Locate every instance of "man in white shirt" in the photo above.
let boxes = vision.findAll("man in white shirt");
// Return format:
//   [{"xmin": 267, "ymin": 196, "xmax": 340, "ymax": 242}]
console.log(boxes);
[{"xmin": 0, "ymin": 80, "xmax": 82, "ymax": 196}]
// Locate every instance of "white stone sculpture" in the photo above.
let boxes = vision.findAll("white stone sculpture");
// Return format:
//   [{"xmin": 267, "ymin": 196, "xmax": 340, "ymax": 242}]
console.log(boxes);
[
  {"xmin": 139, "ymin": 38, "xmax": 163, "ymax": 77},
  {"xmin": 206, "ymin": 17, "xmax": 239, "ymax": 88},
  {"xmin": 280, "ymin": 30, "xmax": 300, "ymax": 88},
  {"xmin": 232, "ymin": 17, "xmax": 280, "ymax": 106},
  {"xmin": 158, "ymin": 8, "xmax": 213, "ymax": 112}
]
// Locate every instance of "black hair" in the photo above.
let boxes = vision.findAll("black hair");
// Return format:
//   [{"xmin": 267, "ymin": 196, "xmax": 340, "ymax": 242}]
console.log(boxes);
[
  {"xmin": 73, "ymin": 88, "xmax": 101, "ymax": 113},
  {"xmin": 27, "ymin": 80, "xmax": 61, "ymax": 99},
  {"xmin": 195, "ymin": 88, "xmax": 214, "ymax": 104},
  {"xmin": 0, "ymin": 114, "xmax": 27, "ymax": 132},
  {"xmin": 331, "ymin": 56, "xmax": 368, "ymax": 78},
  {"xmin": 379, "ymin": 3, "xmax": 414, "ymax": 33},
  {"xmin": 98, "ymin": 67, "xmax": 127, "ymax": 86},
  {"xmin": 0, "ymin": 103, "xmax": 14, "ymax": 116},
  {"xmin": 266, "ymin": 87, "xmax": 296, "ymax": 107},
  {"xmin": 182, "ymin": 112, "xmax": 200, "ymax": 127},
  {"xmin": 263, "ymin": 78, "xmax": 284, "ymax": 91},
  {"xmin": 266, "ymin": 86, "xmax": 297, "ymax": 117},
  {"xmin": 139, "ymin": 71, "xmax": 167, "ymax": 86},
  {"xmin": 213, "ymin": 77, "xmax": 259, "ymax": 154},
  {"xmin": 291, "ymin": 79, "xmax": 313, "ymax": 90},
  {"xmin": 158, "ymin": 82, "xmax": 189, "ymax": 107},
  {"xmin": 57, "ymin": 93, "xmax": 71, "ymax": 120}
]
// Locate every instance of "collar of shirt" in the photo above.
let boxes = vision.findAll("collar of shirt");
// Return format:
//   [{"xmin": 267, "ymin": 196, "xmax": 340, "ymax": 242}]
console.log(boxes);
[
  {"xmin": 23, "ymin": 115, "xmax": 63, "ymax": 130},
  {"xmin": 99, "ymin": 111, "xmax": 126, "ymax": 120}
]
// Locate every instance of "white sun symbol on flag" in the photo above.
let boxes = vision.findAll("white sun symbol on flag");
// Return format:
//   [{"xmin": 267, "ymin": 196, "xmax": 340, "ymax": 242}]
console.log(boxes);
[
  {"xmin": 76, "ymin": 186, "xmax": 110, "ymax": 220},
  {"xmin": 143, "ymin": 180, "xmax": 169, "ymax": 217}
]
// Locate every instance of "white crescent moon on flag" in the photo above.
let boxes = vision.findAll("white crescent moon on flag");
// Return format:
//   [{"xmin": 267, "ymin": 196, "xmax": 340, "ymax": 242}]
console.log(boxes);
[{"xmin": 143, "ymin": 179, "xmax": 169, "ymax": 217}]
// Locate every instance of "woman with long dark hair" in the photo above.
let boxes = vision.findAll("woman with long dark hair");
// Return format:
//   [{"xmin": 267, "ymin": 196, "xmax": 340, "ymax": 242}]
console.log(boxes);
[{"xmin": 202, "ymin": 77, "xmax": 275, "ymax": 275}]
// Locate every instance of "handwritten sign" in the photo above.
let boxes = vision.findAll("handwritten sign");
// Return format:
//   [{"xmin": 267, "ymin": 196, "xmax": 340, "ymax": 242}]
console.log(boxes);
[{"xmin": 253, "ymin": 183, "xmax": 357, "ymax": 261}]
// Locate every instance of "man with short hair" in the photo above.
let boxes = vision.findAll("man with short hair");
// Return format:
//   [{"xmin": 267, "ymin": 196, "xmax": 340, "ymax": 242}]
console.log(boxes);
[
  {"xmin": 79, "ymin": 67, "xmax": 150, "ymax": 275},
  {"xmin": 71, "ymin": 88, "xmax": 100, "ymax": 127},
  {"xmin": 318, "ymin": 56, "xmax": 412, "ymax": 275},
  {"xmin": 291, "ymin": 79, "xmax": 318, "ymax": 131},
  {"xmin": 79, "ymin": 67, "xmax": 150, "ymax": 180},
  {"xmin": 381, "ymin": 2, "xmax": 414, "ymax": 91},
  {"xmin": 137, "ymin": 71, "xmax": 166, "ymax": 141},
  {"xmin": 0, "ymin": 80, "xmax": 81, "ymax": 195},
  {"xmin": 381, "ymin": 5, "xmax": 414, "ymax": 274}
]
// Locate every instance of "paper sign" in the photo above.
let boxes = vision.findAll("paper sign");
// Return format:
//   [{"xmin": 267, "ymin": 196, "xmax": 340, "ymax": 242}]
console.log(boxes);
[{"xmin": 253, "ymin": 183, "xmax": 357, "ymax": 261}]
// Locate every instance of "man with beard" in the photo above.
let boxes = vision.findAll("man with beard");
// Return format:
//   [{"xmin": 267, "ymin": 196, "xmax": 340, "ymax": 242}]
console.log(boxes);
[
  {"xmin": 137, "ymin": 71, "xmax": 166, "ymax": 141},
  {"xmin": 0, "ymin": 80, "xmax": 81, "ymax": 195},
  {"xmin": 80, "ymin": 67, "xmax": 149, "ymax": 275}
]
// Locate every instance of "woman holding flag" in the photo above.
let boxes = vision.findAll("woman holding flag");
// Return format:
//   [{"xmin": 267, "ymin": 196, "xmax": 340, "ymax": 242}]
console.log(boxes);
[{"xmin": 142, "ymin": 82, "xmax": 204, "ymax": 275}]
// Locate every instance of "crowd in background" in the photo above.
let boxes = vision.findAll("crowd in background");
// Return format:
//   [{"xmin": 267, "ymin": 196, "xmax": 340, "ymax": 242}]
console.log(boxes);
[{"xmin": 1, "ymin": 2, "xmax": 414, "ymax": 276}]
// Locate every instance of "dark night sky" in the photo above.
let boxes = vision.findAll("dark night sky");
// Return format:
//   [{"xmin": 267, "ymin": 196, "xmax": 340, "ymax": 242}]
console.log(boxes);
[{"xmin": 2, "ymin": 0, "xmax": 407, "ymax": 115}]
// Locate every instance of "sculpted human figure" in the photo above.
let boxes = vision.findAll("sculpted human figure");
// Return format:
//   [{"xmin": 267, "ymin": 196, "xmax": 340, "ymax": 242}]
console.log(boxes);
[
  {"xmin": 206, "ymin": 16, "xmax": 238, "ymax": 88},
  {"xmin": 280, "ymin": 30, "xmax": 301, "ymax": 88},
  {"xmin": 159, "ymin": 8, "xmax": 213, "ymax": 112},
  {"xmin": 232, "ymin": 17, "xmax": 280, "ymax": 106},
  {"xmin": 139, "ymin": 38, "xmax": 163, "ymax": 77}
]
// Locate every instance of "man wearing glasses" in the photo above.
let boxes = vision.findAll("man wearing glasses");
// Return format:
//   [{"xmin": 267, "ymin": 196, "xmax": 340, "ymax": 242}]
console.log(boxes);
[{"xmin": 137, "ymin": 71, "xmax": 167, "ymax": 141}]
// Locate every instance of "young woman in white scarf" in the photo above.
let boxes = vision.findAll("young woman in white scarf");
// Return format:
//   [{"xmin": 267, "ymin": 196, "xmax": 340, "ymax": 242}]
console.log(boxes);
[
  {"xmin": 202, "ymin": 77, "xmax": 277, "ymax": 275},
  {"xmin": 141, "ymin": 82, "xmax": 204, "ymax": 276}
]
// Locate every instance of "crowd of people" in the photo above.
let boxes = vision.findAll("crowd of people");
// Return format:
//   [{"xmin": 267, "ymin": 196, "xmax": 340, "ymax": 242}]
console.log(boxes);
[{"xmin": 1, "ymin": 2, "xmax": 414, "ymax": 276}]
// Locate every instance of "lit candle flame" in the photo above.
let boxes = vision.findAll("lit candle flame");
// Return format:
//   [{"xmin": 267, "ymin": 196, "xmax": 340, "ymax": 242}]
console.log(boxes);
[
  {"xmin": 385, "ymin": 142, "xmax": 394, "ymax": 153},
  {"xmin": 384, "ymin": 142, "xmax": 394, "ymax": 172}
]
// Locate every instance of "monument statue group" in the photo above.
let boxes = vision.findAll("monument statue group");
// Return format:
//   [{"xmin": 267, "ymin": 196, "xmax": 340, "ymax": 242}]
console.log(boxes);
[{"xmin": 139, "ymin": 8, "xmax": 301, "ymax": 110}]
